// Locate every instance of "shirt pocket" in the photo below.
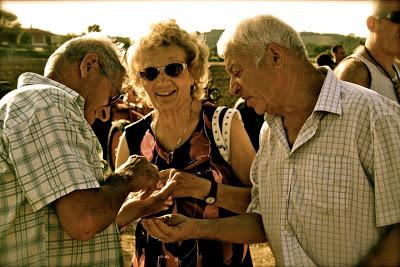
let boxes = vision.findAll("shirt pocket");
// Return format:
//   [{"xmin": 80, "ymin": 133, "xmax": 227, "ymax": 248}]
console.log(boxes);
[{"xmin": 295, "ymin": 154, "xmax": 353, "ymax": 215}]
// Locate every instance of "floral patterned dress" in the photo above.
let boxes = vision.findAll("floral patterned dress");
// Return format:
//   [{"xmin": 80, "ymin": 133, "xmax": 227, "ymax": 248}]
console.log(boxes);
[{"xmin": 124, "ymin": 102, "xmax": 253, "ymax": 267}]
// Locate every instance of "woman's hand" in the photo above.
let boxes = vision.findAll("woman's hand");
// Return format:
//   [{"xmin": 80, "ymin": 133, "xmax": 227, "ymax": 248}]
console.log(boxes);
[{"xmin": 158, "ymin": 169, "xmax": 210, "ymax": 200}]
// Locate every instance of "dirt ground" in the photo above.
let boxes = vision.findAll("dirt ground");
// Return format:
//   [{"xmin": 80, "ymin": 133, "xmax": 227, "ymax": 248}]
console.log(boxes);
[{"xmin": 120, "ymin": 224, "xmax": 275, "ymax": 267}]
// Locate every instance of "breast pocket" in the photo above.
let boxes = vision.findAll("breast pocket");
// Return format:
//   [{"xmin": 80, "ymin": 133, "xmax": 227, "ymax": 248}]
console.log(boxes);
[{"xmin": 295, "ymin": 154, "xmax": 353, "ymax": 215}]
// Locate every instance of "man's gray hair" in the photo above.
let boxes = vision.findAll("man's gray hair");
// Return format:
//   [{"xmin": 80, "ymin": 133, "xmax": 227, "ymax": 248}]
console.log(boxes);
[
  {"xmin": 217, "ymin": 14, "xmax": 308, "ymax": 67},
  {"xmin": 44, "ymin": 32, "xmax": 126, "ymax": 86}
]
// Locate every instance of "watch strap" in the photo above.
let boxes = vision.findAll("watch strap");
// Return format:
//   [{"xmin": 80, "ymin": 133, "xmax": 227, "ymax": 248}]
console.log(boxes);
[{"xmin": 205, "ymin": 180, "xmax": 217, "ymax": 204}]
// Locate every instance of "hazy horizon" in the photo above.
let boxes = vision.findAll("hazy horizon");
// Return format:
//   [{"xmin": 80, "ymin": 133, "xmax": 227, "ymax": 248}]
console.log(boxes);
[{"xmin": 2, "ymin": 1, "xmax": 372, "ymax": 38}]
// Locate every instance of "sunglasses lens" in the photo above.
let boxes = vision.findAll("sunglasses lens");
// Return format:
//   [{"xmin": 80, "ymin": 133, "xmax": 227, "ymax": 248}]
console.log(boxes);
[
  {"xmin": 165, "ymin": 63, "xmax": 184, "ymax": 77},
  {"xmin": 391, "ymin": 11, "xmax": 400, "ymax": 23},
  {"xmin": 141, "ymin": 67, "xmax": 159, "ymax": 81}
]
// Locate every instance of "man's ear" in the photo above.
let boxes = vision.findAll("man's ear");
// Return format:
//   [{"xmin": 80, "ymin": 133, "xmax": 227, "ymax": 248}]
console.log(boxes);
[
  {"xmin": 366, "ymin": 16, "xmax": 377, "ymax": 32},
  {"xmin": 80, "ymin": 53, "xmax": 99, "ymax": 78},
  {"xmin": 267, "ymin": 43, "xmax": 284, "ymax": 68}
]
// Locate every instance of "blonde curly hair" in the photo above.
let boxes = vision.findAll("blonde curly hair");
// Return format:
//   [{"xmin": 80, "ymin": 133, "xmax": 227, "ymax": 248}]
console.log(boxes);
[{"xmin": 125, "ymin": 19, "xmax": 210, "ymax": 105}]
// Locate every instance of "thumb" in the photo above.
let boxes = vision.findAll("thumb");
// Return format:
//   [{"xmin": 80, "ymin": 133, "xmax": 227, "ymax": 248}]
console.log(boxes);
[
  {"xmin": 157, "ymin": 178, "xmax": 177, "ymax": 199},
  {"xmin": 158, "ymin": 169, "xmax": 171, "ymax": 180}
]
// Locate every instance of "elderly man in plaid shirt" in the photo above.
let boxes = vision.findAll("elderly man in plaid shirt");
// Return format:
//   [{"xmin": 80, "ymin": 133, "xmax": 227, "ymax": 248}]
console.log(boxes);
[{"xmin": 0, "ymin": 33, "xmax": 171, "ymax": 266}]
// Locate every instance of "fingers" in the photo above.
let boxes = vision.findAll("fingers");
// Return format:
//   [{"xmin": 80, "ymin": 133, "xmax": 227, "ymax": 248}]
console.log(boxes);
[
  {"xmin": 141, "ymin": 217, "xmax": 178, "ymax": 243},
  {"xmin": 141, "ymin": 214, "xmax": 190, "ymax": 242},
  {"xmin": 139, "ymin": 187, "xmax": 153, "ymax": 200},
  {"xmin": 158, "ymin": 168, "xmax": 180, "ymax": 181},
  {"xmin": 160, "ymin": 176, "xmax": 177, "ymax": 194},
  {"xmin": 152, "ymin": 178, "xmax": 176, "ymax": 205},
  {"xmin": 158, "ymin": 169, "xmax": 171, "ymax": 180},
  {"xmin": 160, "ymin": 214, "xmax": 187, "ymax": 226}
]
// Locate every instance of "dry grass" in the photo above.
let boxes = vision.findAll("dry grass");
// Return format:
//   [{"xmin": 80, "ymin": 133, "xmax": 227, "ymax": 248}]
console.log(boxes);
[
  {"xmin": 0, "ymin": 56, "xmax": 48, "ymax": 89},
  {"xmin": 120, "ymin": 224, "xmax": 275, "ymax": 267}
]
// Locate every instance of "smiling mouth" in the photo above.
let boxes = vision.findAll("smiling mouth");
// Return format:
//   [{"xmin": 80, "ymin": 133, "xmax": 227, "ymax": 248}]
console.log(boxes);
[{"xmin": 155, "ymin": 90, "xmax": 176, "ymax": 96}]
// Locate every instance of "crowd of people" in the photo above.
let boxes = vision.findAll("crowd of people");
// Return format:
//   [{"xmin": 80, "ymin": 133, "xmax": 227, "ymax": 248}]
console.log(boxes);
[{"xmin": 1, "ymin": 0, "xmax": 399, "ymax": 266}]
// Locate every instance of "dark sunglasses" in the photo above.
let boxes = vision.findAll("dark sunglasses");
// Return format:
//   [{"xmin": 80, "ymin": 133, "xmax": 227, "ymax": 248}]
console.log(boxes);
[
  {"xmin": 139, "ymin": 63, "xmax": 188, "ymax": 81},
  {"xmin": 377, "ymin": 11, "xmax": 400, "ymax": 24},
  {"xmin": 107, "ymin": 94, "xmax": 124, "ymax": 106}
]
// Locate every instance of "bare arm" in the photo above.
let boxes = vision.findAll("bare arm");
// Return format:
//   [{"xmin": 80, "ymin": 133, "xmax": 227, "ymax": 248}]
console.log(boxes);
[
  {"xmin": 334, "ymin": 59, "xmax": 371, "ymax": 88},
  {"xmin": 159, "ymin": 169, "xmax": 251, "ymax": 214},
  {"xmin": 142, "ymin": 213, "xmax": 267, "ymax": 244},
  {"xmin": 357, "ymin": 223, "xmax": 400, "ymax": 267},
  {"xmin": 210, "ymin": 112, "xmax": 255, "ymax": 213},
  {"xmin": 55, "ymin": 155, "xmax": 158, "ymax": 241},
  {"xmin": 230, "ymin": 112, "xmax": 256, "ymax": 186}
]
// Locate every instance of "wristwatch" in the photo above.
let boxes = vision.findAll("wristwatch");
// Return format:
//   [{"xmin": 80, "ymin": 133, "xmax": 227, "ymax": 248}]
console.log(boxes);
[{"xmin": 204, "ymin": 180, "xmax": 217, "ymax": 205}]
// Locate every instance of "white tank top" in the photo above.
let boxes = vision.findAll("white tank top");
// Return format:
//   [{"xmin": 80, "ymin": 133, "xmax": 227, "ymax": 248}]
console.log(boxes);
[{"xmin": 350, "ymin": 53, "xmax": 399, "ymax": 103}]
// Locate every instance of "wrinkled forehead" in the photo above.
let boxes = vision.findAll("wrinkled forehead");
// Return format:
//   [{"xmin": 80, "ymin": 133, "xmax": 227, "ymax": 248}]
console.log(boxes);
[
  {"xmin": 223, "ymin": 44, "xmax": 244, "ymax": 60},
  {"xmin": 224, "ymin": 49, "xmax": 250, "ymax": 70}
]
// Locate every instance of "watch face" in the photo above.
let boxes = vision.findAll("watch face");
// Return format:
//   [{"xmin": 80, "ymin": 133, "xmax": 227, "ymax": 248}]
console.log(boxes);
[{"xmin": 205, "ymin": 196, "xmax": 216, "ymax": 205}]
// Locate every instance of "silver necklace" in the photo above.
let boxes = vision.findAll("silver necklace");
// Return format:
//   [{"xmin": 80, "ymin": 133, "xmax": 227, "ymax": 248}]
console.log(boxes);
[{"xmin": 151, "ymin": 100, "xmax": 193, "ymax": 152}]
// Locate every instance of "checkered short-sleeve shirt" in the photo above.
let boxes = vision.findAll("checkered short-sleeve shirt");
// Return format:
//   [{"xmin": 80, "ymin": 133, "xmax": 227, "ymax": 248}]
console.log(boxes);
[
  {"xmin": 0, "ymin": 73, "xmax": 122, "ymax": 266},
  {"xmin": 248, "ymin": 68, "xmax": 400, "ymax": 266}
]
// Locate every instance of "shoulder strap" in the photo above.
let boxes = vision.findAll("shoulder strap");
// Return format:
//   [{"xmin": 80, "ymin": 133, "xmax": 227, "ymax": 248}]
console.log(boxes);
[
  {"xmin": 124, "ymin": 112, "xmax": 152, "ymax": 155},
  {"xmin": 211, "ymin": 106, "xmax": 241, "ymax": 163}
]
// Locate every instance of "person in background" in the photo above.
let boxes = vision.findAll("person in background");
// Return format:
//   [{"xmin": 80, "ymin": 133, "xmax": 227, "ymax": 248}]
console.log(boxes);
[
  {"xmin": 335, "ymin": 0, "xmax": 400, "ymax": 103},
  {"xmin": 234, "ymin": 97, "xmax": 264, "ymax": 151},
  {"xmin": 331, "ymin": 44, "xmax": 346, "ymax": 68},
  {"xmin": 115, "ymin": 19, "xmax": 255, "ymax": 267},
  {"xmin": 315, "ymin": 52, "xmax": 336, "ymax": 69},
  {"xmin": 141, "ymin": 14, "xmax": 400, "ymax": 267},
  {"xmin": 0, "ymin": 81, "xmax": 12, "ymax": 99},
  {"xmin": 91, "ymin": 116, "xmax": 113, "ymax": 158},
  {"xmin": 0, "ymin": 33, "xmax": 161, "ymax": 266}
]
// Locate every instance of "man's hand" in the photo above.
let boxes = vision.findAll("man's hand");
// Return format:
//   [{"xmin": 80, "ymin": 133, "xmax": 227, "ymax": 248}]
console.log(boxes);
[
  {"xmin": 357, "ymin": 223, "xmax": 400, "ymax": 267},
  {"xmin": 141, "ymin": 214, "xmax": 195, "ymax": 243},
  {"xmin": 141, "ymin": 175, "xmax": 176, "ymax": 215},
  {"xmin": 115, "ymin": 155, "xmax": 158, "ymax": 196},
  {"xmin": 116, "ymin": 176, "xmax": 177, "ymax": 229}
]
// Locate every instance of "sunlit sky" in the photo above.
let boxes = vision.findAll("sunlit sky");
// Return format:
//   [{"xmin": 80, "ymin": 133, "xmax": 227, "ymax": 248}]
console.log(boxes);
[{"xmin": 2, "ymin": 1, "xmax": 372, "ymax": 38}]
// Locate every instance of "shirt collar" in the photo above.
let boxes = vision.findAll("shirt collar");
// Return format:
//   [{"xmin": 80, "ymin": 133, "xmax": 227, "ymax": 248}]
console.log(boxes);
[
  {"xmin": 265, "ymin": 67, "xmax": 343, "ymax": 122},
  {"xmin": 17, "ymin": 72, "xmax": 85, "ymax": 109},
  {"xmin": 313, "ymin": 66, "xmax": 342, "ymax": 115}
]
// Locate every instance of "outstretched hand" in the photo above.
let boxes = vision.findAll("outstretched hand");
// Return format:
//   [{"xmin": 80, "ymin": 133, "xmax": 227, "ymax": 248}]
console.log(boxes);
[
  {"xmin": 116, "ymin": 167, "xmax": 177, "ymax": 229},
  {"xmin": 141, "ymin": 214, "xmax": 195, "ymax": 243},
  {"xmin": 140, "ymin": 174, "xmax": 176, "ymax": 215},
  {"xmin": 115, "ymin": 155, "xmax": 158, "ymax": 196}
]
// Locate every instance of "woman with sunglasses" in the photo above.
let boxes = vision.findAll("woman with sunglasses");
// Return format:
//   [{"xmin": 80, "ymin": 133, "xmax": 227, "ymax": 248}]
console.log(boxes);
[
  {"xmin": 115, "ymin": 19, "xmax": 256, "ymax": 267},
  {"xmin": 334, "ymin": 0, "xmax": 400, "ymax": 103}
]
